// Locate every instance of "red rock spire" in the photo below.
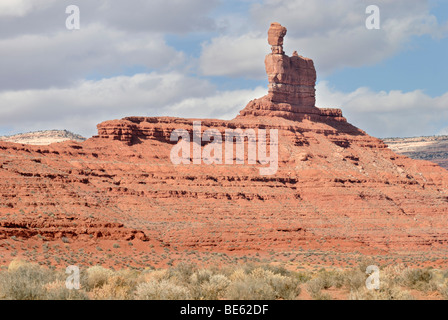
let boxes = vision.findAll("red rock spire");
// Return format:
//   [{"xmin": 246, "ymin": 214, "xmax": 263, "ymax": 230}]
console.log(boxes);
[
  {"xmin": 267, "ymin": 22, "xmax": 287, "ymax": 54},
  {"xmin": 239, "ymin": 22, "xmax": 333, "ymax": 120},
  {"xmin": 265, "ymin": 22, "xmax": 316, "ymax": 107}
]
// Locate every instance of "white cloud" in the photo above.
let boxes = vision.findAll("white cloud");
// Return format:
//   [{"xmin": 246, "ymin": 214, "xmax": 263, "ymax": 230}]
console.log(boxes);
[
  {"xmin": 0, "ymin": 72, "xmax": 264, "ymax": 137},
  {"xmin": 0, "ymin": 0, "xmax": 57, "ymax": 17},
  {"xmin": 438, "ymin": 127, "xmax": 448, "ymax": 136},
  {"xmin": 168, "ymin": 86, "xmax": 266, "ymax": 119},
  {"xmin": 199, "ymin": 0, "xmax": 442, "ymax": 78},
  {"xmin": 0, "ymin": 0, "xmax": 219, "ymax": 90},
  {"xmin": 0, "ymin": 0, "xmax": 218, "ymax": 35},
  {"xmin": 0, "ymin": 24, "xmax": 185, "ymax": 90},
  {"xmin": 0, "ymin": 0, "xmax": 32, "ymax": 17},
  {"xmin": 96, "ymin": 0, "xmax": 218, "ymax": 33},
  {"xmin": 199, "ymin": 32, "xmax": 266, "ymax": 78},
  {"xmin": 316, "ymin": 81, "xmax": 448, "ymax": 138}
]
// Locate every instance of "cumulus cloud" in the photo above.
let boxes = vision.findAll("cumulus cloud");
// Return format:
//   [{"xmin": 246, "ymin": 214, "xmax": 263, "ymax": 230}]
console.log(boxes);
[
  {"xmin": 200, "ymin": 0, "xmax": 442, "ymax": 78},
  {"xmin": 316, "ymin": 81, "xmax": 448, "ymax": 138},
  {"xmin": 0, "ymin": 0, "xmax": 218, "ymax": 90},
  {"xmin": 0, "ymin": 0, "xmax": 57, "ymax": 17},
  {"xmin": 0, "ymin": 24, "xmax": 186, "ymax": 90},
  {"xmin": 0, "ymin": 73, "xmax": 264, "ymax": 137},
  {"xmin": 0, "ymin": 0, "xmax": 218, "ymax": 37},
  {"xmin": 199, "ymin": 32, "xmax": 266, "ymax": 78},
  {"xmin": 95, "ymin": 0, "xmax": 218, "ymax": 33},
  {"xmin": 168, "ymin": 86, "xmax": 266, "ymax": 120}
]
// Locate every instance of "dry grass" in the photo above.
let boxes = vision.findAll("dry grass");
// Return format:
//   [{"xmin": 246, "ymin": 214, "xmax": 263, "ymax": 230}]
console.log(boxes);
[{"xmin": 0, "ymin": 260, "xmax": 447, "ymax": 300}]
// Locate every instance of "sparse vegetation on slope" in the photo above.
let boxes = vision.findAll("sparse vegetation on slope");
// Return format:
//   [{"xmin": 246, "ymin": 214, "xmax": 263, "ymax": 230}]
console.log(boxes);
[{"xmin": 1, "ymin": 260, "xmax": 447, "ymax": 300}]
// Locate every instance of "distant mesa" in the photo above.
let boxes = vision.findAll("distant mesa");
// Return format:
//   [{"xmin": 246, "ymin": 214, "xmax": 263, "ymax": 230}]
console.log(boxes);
[
  {"xmin": 384, "ymin": 135, "xmax": 448, "ymax": 170},
  {"xmin": 0, "ymin": 130, "xmax": 86, "ymax": 146}
]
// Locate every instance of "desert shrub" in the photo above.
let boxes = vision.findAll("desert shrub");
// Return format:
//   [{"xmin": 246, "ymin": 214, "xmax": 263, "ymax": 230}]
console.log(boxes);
[
  {"xmin": 225, "ymin": 268, "xmax": 275, "ymax": 300},
  {"xmin": 142, "ymin": 269, "xmax": 169, "ymax": 283},
  {"xmin": 343, "ymin": 269, "xmax": 366, "ymax": 290},
  {"xmin": 91, "ymin": 277, "xmax": 131, "ymax": 300},
  {"xmin": 190, "ymin": 269, "xmax": 214, "ymax": 286},
  {"xmin": 438, "ymin": 285, "xmax": 447, "ymax": 299},
  {"xmin": 293, "ymin": 271, "xmax": 312, "ymax": 283},
  {"xmin": 189, "ymin": 269, "xmax": 217, "ymax": 299},
  {"xmin": 357, "ymin": 258, "xmax": 378, "ymax": 273},
  {"xmin": 306, "ymin": 278, "xmax": 331, "ymax": 300},
  {"xmin": 225, "ymin": 268, "xmax": 300, "ymax": 300},
  {"xmin": 398, "ymin": 268, "xmax": 437, "ymax": 291},
  {"xmin": 267, "ymin": 272, "xmax": 301, "ymax": 299},
  {"xmin": 44, "ymin": 280, "xmax": 89, "ymax": 300},
  {"xmin": 115, "ymin": 269, "xmax": 141, "ymax": 288},
  {"xmin": 438, "ymin": 283, "xmax": 448, "ymax": 300},
  {"xmin": 134, "ymin": 280, "xmax": 191, "ymax": 300},
  {"xmin": 0, "ymin": 262, "xmax": 55, "ymax": 300},
  {"xmin": 7, "ymin": 259, "xmax": 28, "ymax": 272},
  {"xmin": 199, "ymin": 274, "xmax": 231, "ymax": 300},
  {"xmin": 82, "ymin": 266, "xmax": 114, "ymax": 291},
  {"xmin": 251, "ymin": 268, "xmax": 300, "ymax": 299},
  {"xmin": 349, "ymin": 264, "xmax": 416, "ymax": 300},
  {"xmin": 90, "ymin": 268, "xmax": 143, "ymax": 300},
  {"xmin": 226, "ymin": 276, "xmax": 276, "ymax": 300},
  {"xmin": 428, "ymin": 270, "xmax": 448, "ymax": 298},
  {"xmin": 228, "ymin": 268, "xmax": 246, "ymax": 282},
  {"xmin": 316, "ymin": 269, "xmax": 345, "ymax": 289},
  {"xmin": 349, "ymin": 285, "xmax": 414, "ymax": 300},
  {"xmin": 4, "ymin": 259, "xmax": 446, "ymax": 300},
  {"xmin": 168, "ymin": 262, "xmax": 197, "ymax": 284},
  {"xmin": 259, "ymin": 264, "xmax": 290, "ymax": 277}
]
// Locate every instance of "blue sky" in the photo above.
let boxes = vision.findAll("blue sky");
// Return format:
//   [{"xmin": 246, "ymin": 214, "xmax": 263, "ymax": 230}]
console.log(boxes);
[
  {"xmin": 0, "ymin": 0, "xmax": 447, "ymax": 138},
  {"xmin": 324, "ymin": 31, "xmax": 448, "ymax": 97}
]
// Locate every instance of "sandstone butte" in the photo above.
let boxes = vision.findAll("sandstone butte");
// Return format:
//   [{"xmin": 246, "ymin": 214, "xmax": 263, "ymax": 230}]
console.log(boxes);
[{"xmin": 1, "ymin": 22, "xmax": 448, "ymax": 269}]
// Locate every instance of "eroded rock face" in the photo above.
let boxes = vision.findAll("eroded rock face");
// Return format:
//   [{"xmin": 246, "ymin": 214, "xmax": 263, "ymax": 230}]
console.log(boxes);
[
  {"xmin": 265, "ymin": 53, "xmax": 317, "ymax": 106},
  {"xmin": 1, "ymin": 22, "xmax": 448, "ymax": 268}
]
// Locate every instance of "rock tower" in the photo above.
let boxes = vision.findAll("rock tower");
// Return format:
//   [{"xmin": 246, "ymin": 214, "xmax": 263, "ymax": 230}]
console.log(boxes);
[{"xmin": 239, "ymin": 22, "xmax": 342, "ymax": 121}]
